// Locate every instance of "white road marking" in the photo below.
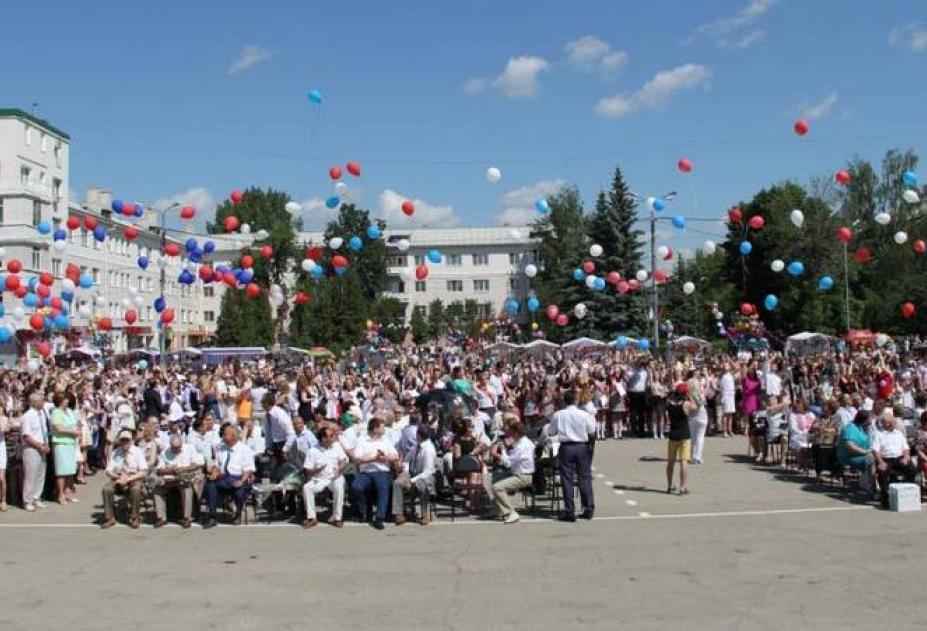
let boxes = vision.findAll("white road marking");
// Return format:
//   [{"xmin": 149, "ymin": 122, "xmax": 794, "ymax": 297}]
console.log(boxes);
[
  {"xmin": 613, "ymin": 489, "xmax": 625, "ymax": 495},
  {"xmin": 595, "ymin": 473, "xmax": 605, "ymax": 479},
  {"xmin": 639, "ymin": 512, "xmax": 651, "ymax": 517},
  {"xmin": 625, "ymin": 500, "xmax": 638, "ymax": 507},
  {"xmin": 604, "ymin": 480, "xmax": 613, "ymax": 487}
]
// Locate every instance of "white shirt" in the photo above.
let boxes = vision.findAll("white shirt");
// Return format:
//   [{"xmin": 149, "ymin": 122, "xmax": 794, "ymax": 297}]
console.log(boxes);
[
  {"xmin": 157, "ymin": 443, "xmax": 204, "ymax": 471},
  {"xmin": 871, "ymin": 427, "xmax": 908, "ymax": 459},
  {"xmin": 20, "ymin": 408, "xmax": 49, "ymax": 446},
  {"xmin": 265, "ymin": 405, "xmax": 296, "ymax": 452},
  {"xmin": 765, "ymin": 372, "xmax": 782, "ymax": 397},
  {"xmin": 303, "ymin": 443, "xmax": 347, "ymax": 484},
  {"xmin": 407, "ymin": 439, "xmax": 437, "ymax": 484},
  {"xmin": 549, "ymin": 405, "xmax": 596, "ymax": 442},
  {"xmin": 188, "ymin": 431, "xmax": 219, "ymax": 465},
  {"xmin": 168, "ymin": 398, "xmax": 184, "ymax": 423},
  {"xmin": 339, "ymin": 425, "xmax": 361, "ymax": 453},
  {"xmin": 500, "ymin": 436, "xmax": 535, "ymax": 476},
  {"xmin": 720, "ymin": 373, "xmax": 736, "ymax": 401},
  {"xmin": 214, "ymin": 441, "xmax": 256, "ymax": 477},
  {"xmin": 354, "ymin": 435, "xmax": 399, "ymax": 473},
  {"xmin": 627, "ymin": 368, "xmax": 649, "ymax": 393},
  {"xmin": 107, "ymin": 445, "xmax": 148, "ymax": 477},
  {"xmin": 293, "ymin": 428, "xmax": 319, "ymax": 462}
]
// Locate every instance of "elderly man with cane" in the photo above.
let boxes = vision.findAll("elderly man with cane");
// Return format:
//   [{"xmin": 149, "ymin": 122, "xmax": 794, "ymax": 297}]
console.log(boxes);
[{"xmin": 549, "ymin": 390, "xmax": 597, "ymax": 522}]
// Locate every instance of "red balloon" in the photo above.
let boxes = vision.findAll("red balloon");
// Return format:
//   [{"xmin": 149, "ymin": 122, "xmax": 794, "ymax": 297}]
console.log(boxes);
[
  {"xmin": 240, "ymin": 254, "xmax": 254, "ymax": 269},
  {"xmin": 160, "ymin": 309, "xmax": 175, "ymax": 325},
  {"xmin": 607, "ymin": 271, "xmax": 621, "ymax": 285},
  {"xmin": 346, "ymin": 161, "xmax": 361, "ymax": 177},
  {"xmin": 223, "ymin": 272, "xmax": 237, "ymax": 287},
  {"xmin": 794, "ymin": 119, "xmax": 809, "ymax": 136},
  {"xmin": 836, "ymin": 226, "xmax": 853, "ymax": 244},
  {"xmin": 180, "ymin": 205, "xmax": 195, "ymax": 220},
  {"xmin": 164, "ymin": 243, "xmax": 181, "ymax": 257},
  {"xmin": 14, "ymin": 286, "xmax": 26, "ymax": 299},
  {"xmin": 245, "ymin": 283, "xmax": 261, "ymax": 299},
  {"xmin": 627, "ymin": 279, "xmax": 640, "ymax": 291},
  {"xmin": 415, "ymin": 264, "xmax": 428, "ymax": 280},
  {"xmin": 654, "ymin": 270, "xmax": 668, "ymax": 283},
  {"xmin": 835, "ymin": 170, "xmax": 851, "ymax": 185},
  {"xmin": 124, "ymin": 226, "xmax": 138, "ymax": 241},
  {"xmin": 124, "ymin": 309, "xmax": 137, "ymax": 325},
  {"xmin": 230, "ymin": 190, "xmax": 243, "ymax": 204},
  {"xmin": 50, "ymin": 297, "xmax": 62, "ymax": 310},
  {"xmin": 122, "ymin": 201, "xmax": 136, "ymax": 216},
  {"xmin": 66, "ymin": 216, "xmax": 81, "ymax": 231},
  {"xmin": 66, "ymin": 264, "xmax": 80, "ymax": 281},
  {"xmin": 224, "ymin": 215, "xmax": 240, "ymax": 232},
  {"xmin": 401, "ymin": 201, "xmax": 415, "ymax": 216},
  {"xmin": 307, "ymin": 246, "xmax": 323, "ymax": 261},
  {"xmin": 36, "ymin": 341, "xmax": 51, "ymax": 357},
  {"xmin": 616, "ymin": 280, "xmax": 629, "ymax": 294},
  {"xmin": 198, "ymin": 266, "xmax": 214, "ymax": 282},
  {"xmin": 853, "ymin": 247, "xmax": 872, "ymax": 264},
  {"xmin": 83, "ymin": 216, "xmax": 98, "ymax": 231},
  {"xmin": 728, "ymin": 208, "xmax": 742, "ymax": 224},
  {"xmin": 260, "ymin": 245, "xmax": 273, "ymax": 259},
  {"xmin": 7, "ymin": 259, "xmax": 22, "ymax": 274},
  {"xmin": 662, "ymin": 247, "xmax": 674, "ymax": 261},
  {"xmin": 329, "ymin": 166, "xmax": 343, "ymax": 180},
  {"xmin": 677, "ymin": 157, "xmax": 692, "ymax": 173},
  {"xmin": 914, "ymin": 240, "xmax": 926, "ymax": 255},
  {"xmin": 294, "ymin": 291, "xmax": 311, "ymax": 305},
  {"xmin": 748, "ymin": 215, "xmax": 765, "ymax": 230},
  {"xmin": 99, "ymin": 317, "xmax": 112, "ymax": 331},
  {"xmin": 29, "ymin": 313, "xmax": 44, "ymax": 332},
  {"xmin": 582, "ymin": 260, "xmax": 595, "ymax": 274},
  {"xmin": 545, "ymin": 305, "xmax": 559, "ymax": 320},
  {"xmin": 332, "ymin": 255, "xmax": 349, "ymax": 269},
  {"xmin": 740, "ymin": 303, "xmax": 754, "ymax": 316},
  {"xmin": 36, "ymin": 284, "xmax": 50, "ymax": 299},
  {"xmin": 902, "ymin": 302, "xmax": 916, "ymax": 319},
  {"xmin": 555, "ymin": 314, "xmax": 569, "ymax": 327},
  {"xmin": 39, "ymin": 272, "xmax": 54, "ymax": 286},
  {"xmin": 4, "ymin": 275, "xmax": 20, "ymax": 291}
]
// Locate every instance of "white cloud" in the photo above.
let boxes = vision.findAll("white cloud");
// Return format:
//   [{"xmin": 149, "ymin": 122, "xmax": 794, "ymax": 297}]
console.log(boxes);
[
  {"xmin": 692, "ymin": 0, "xmax": 775, "ymax": 48},
  {"xmin": 227, "ymin": 45, "xmax": 274, "ymax": 75},
  {"xmin": 728, "ymin": 29, "xmax": 766, "ymax": 49},
  {"xmin": 493, "ymin": 56, "xmax": 549, "ymax": 98},
  {"xmin": 378, "ymin": 189, "xmax": 460, "ymax": 227},
  {"xmin": 297, "ymin": 197, "xmax": 337, "ymax": 230},
  {"xmin": 151, "ymin": 187, "xmax": 216, "ymax": 232},
  {"xmin": 565, "ymin": 36, "xmax": 629, "ymax": 75},
  {"xmin": 496, "ymin": 179, "xmax": 565, "ymax": 226},
  {"xmin": 596, "ymin": 64, "xmax": 712, "ymax": 119},
  {"xmin": 889, "ymin": 24, "xmax": 927, "ymax": 52},
  {"xmin": 463, "ymin": 77, "xmax": 488, "ymax": 94},
  {"xmin": 798, "ymin": 91, "xmax": 838, "ymax": 121}
]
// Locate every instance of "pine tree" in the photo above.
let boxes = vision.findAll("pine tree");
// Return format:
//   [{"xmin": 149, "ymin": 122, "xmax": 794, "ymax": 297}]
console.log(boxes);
[
  {"xmin": 409, "ymin": 308, "xmax": 429, "ymax": 343},
  {"xmin": 214, "ymin": 288, "xmax": 274, "ymax": 347},
  {"xmin": 427, "ymin": 299, "xmax": 445, "ymax": 339}
]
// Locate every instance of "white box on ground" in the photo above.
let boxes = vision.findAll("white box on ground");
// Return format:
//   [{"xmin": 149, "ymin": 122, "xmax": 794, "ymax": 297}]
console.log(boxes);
[{"xmin": 888, "ymin": 483, "xmax": 921, "ymax": 512}]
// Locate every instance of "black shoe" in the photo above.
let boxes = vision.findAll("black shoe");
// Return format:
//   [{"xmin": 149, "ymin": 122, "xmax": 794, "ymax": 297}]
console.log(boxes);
[
  {"xmin": 203, "ymin": 517, "xmax": 218, "ymax": 529},
  {"xmin": 579, "ymin": 511, "xmax": 594, "ymax": 520},
  {"xmin": 372, "ymin": 520, "xmax": 385, "ymax": 530},
  {"xmin": 232, "ymin": 514, "xmax": 242, "ymax": 526},
  {"xmin": 557, "ymin": 514, "xmax": 576, "ymax": 523}
]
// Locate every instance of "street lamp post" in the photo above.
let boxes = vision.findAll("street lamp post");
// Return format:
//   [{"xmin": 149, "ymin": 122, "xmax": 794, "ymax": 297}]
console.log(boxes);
[
  {"xmin": 631, "ymin": 191, "xmax": 676, "ymax": 350},
  {"xmin": 143, "ymin": 202, "xmax": 181, "ymax": 367}
]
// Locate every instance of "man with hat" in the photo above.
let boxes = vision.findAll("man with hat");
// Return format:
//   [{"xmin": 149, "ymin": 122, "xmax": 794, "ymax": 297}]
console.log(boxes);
[
  {"xmin": 153, "ymin": 434, "xmax": 204, "ymax": 528},
  {"xmin": 101, "ymin": 430, "xmax": 148, "ymax": 529}
]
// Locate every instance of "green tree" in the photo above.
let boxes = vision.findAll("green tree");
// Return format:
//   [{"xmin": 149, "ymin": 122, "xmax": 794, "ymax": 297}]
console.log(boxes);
[
  {"xmin": 427, "ymin": 299, "xmax": 445, "ymax": 339},
  {"xmin": 370, "ymin": 297, "xmax": 406, "ymax": 343},
  {"xmin": 322, "ymin": 204, "xmax": 387, "ymax": 304},
  {"xmin": 214, "ymin": 288, "xmax": 274, "ymax": 347},
  {"xmin": 409, "ymin": 307, "xmax": 429, "ymax": 344}
]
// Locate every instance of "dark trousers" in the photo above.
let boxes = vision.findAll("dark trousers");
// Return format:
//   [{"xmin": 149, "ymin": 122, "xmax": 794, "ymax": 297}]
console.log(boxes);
[
  {"xmin": 628, "ymin": 392, "xmax": 648, "ymax": 437},
  {"xmin": 812, "ymin": 445, "xmax": 835, "ymax": 477},
  {"xmin": 205, "ymin": 475, "xmax": 251, "ymax": 518},
  {"xmin": 351, "ymin": 471, "xmax": 392, "ymax": 522},
  {"xmin": 559, "ymin": 442, "xmax": 594, "ymax": 517},
  {"xmin": 877, "ymin": 458, "xmax": 917, "ymax": 507}
]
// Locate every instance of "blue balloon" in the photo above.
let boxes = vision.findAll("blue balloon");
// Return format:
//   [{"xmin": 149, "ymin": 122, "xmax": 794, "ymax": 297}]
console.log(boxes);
[
  {"xmin": 189, "ymin": 249, "xmax": 203, "ymax": 263},
  {"xmin": 787, "ymin": 261, "xmax": 805, "ymax": 277},
  {"xmin": 238, "ymin": 268, "xmax": 254, "ymax": 284},
  {"xmin": 61, "ymin": 291, "xmax": 73, "ymax": 303},
  {"xmin": 307, "ymin": 89, "xmax": 323, "ymax": 104},
  {"xmin": 671, "ymin": 215, "xmax": 686, "ymax": 229},
  {"xmin": 0, "ymin": 304, "xmax": 3, "ymax": 318},
  {"xmin": 28, "ymin": 276, "xmax": 39, "ymax": 290},
  {"xmin": 573, "ymin": 269, "xmax": 586, "ymax": 282},
  {"xmin": 78, "ymin": 273, "xmax": 93, "ymax": 289},
  {"xmin": 534, "ymin": 198, "xmax": 550, "ymax": 214},
  {"xmin": 593, "ymin": 277, "xmax": 606, "ymax": 291},
  {"xmin": 334, "ymin": 266, "xmax": 347, "ymax": 276},
  {"xmin": 325, "ymin": 196, "xmax": 340, "ymax": 209},
  {"xmin": 178, "ymin": 270, "xmax": 194, "ymax": 285},
  {"xmin": 44, "ymin": 315, "xmax": 54, "ymax": 330},
  {"xmin": 652, "ymin": 198, "xmax": 666, "ymax": 212},
  {"xmin": 36, "ymin": 220, "xmax": 51, "ymax": 235},
  {"xmin": 637, "ymin": 339, "xmax": 650, "ymax": 351},
  {"xmin": 349, "ymin": 236, "xmax": 363, "ymax": 251},
  {"xmin": 138, "ymin": 359, "xmax": 148, "ymax": 371},
  {"xmin": 53, "ymin": 314, "xmax": 69, "ymax": 329},
  {"xmin": 505, "ymin": 299, "xmax": 519, "ymax": 314},
  {"xmin": 23, "ymin": 293, "xmax": 38, "ymax": 308},
  {"xmin": 818, "ymin": 275, "xmax": 835, "ymax": 291},
  {"xmin": 311, "ymin": 265, "xmax": 325, "ymax": 278},
  {"xmin": 134, "ymin": 205, "xmax": 144, "ymax": 218},
  {"xmin": 154, "ymin": 297, "xmax": 166, "ymax": 313},
  {"xmin": 427, "ymin": 249, "xmax": 442, "ymax": 264},
  {"xmin": 616, "ymin": 335, "xmax": 629, "ymax": 349},
  {"xmin": 764, "ymin": 294, "xmax": 779, "ymax": 311},
  {"xmin": 93, "ymin": 225, "xmax": 106, "ymax": 242},
  {"xmin": 137, "ymin": 256, "xmax": 149, "ymax": 270},
  {"xmin": 366, "ymin": 225, "xmax": 381, "ymax": 240},
  {"xmin": 739, "ymin": 241, "xmax": 753, "ymax": 256},
  {"xmin": 903, "ymin": 170, "xmax": 918, "ymax": 188},
  {"xmin": 185, "ymin": 238, "xmax": 198, "ymax": 252},
  {"xmin": 527, "ymin": 296, "xmax": 540, "ymax": 312},
  {"xmin": 0, "ymin": 327, "xmax": 10, "ymax": 344},
  {"xmin": 53, "ymin": 228, "xmax": 67, "ymax": 241},
  {"xmin": 203, "ymin": 240, "xmax": 216, "ymax": 254},
  {"xmin": 112, "ymin": 199, "xmax": 124, "ymax": 213}
]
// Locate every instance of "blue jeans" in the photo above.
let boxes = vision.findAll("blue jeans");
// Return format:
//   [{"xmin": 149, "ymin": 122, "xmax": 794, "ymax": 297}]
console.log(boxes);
[
  {"xmin": 205, "ymin": 475, "xmax": 252, "ymax": 518},
  {"xmin": 351, "ymin": 471, "xmax": 392, "ymax": 522},
  {"xmin": 559, "ymin": 442, "xmax": 594, "ymax": 517}
]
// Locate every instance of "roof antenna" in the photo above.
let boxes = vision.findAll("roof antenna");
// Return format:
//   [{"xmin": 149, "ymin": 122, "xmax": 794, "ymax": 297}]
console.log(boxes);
[{"xmin": 31, "ymin": 102, "xmax": 39, "ymax": 117}]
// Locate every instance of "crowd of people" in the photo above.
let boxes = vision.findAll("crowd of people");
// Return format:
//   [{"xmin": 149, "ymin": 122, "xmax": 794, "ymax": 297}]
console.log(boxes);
[{"xmin": 1, "ymin": 337, "xmax": 926, "ymax": 528}]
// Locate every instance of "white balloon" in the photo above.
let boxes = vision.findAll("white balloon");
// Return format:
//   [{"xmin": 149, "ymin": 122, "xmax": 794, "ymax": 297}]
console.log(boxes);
[
  {"xmin": 875, "ymin": 212, "xmax": 892, "ymax": 225},
  {"xmin": 657, "ymin": 246, "xmax": 669, "ymax": 260},
  {"xmin": 95, "ymin": 295, "xmax": 106, "ymax": 306},
  {"xmin": 285, "ymin": 201, "xmax": 302, "ymax": 213},
  {"xmin": 589, "ymin": 244, "xmax": 603, "ymax": 257},
  {"xmin": 524, "ymin": 264, "xmax": 538, "ymax": 278},
  {"xmin": 396, "ymin": 239, "xmax": 410, "ymax": 252},
  {"xmin": 121, "ymin": 298, "xmax": 131, "ymax": 309},
  {"xmin": 509, "ymin": 229, "xmax": 521, "ymax": 239},
  {"xmin": 895, "ymin": 230, "xmax": 908, "ymax": 244},
  {"xmin": 903, "ymin": 189, "xmax": 920, "ymax": 204},
  {"xmin": 241, "ymin": 223, "xmax": 252, "ymax": 235},
  {"xmin": 255, "ymin": 229, "xmax": 269, "ymax": 240},
  {"xmin": 62, "ymin": 279, "xmax": 76, "ymax": 293},
  {"xmin": 26, "ymin": 359, "xmax": 39, "ymax": 373},
  {"xmin": 128, "ymin": 287, "xmax": 138, "ymax": 296},
  {"xmin": 329, "ymin": 237, "xmax": 343, "ymax": 250},
  {"xmin": 486, "ymin": 167, "xmax": 501, "ymax": 183},
  {"xmin": 789, "ymin": 209, "xmax": 804, "ymax": 227},
  {"xmin": 12, "ymin": 306, "xmax": 25, "ymax": 322},
  {"xmin": 585, "ymin": 275, "xmax": 597, "ymax": 289},
  {"xmin": 771, "ymin": 259, "xmax": 785, "ymax": 272},
  {"xmin": 335, "ymin": 182, "xmax": 349, "ymax": 197},
  {"xmin": 635, "ymin": 270, "xmax": 648, "ymax": 282},
  {"xmin": 133, "ymin": 296, "xmax": 144, "ymax": 307},
  {"xmin": 399, "ymin": 268, "xmax": 413, "ymax": 280},
  {"xmin": 645, "ymin": 197, "xmax": 656, "ymax": 211},
  {"xmin": 704, "ymin": 240, "xmax": 716, "ymax": 255},
  {"xmin": 682, "ymin": 281, "xmax": 695, "ymax": 295},
  {"xmin": 52, "ymin": 240, "xmax": 66, "ymax": 252},
  {"xmin": 573, "ymin": 303, "xmax": 587, "ymax": 319},
  {"xmin": 78, "ymin": 305, "xmax": 91, "ymax": 318},
  {"xmin": 234, "ymin": 239, "xmax": 244, "ymax": 249},
  {"xmin": 300, "ymin": 258, "xmax": 315, "ymax": 272}
]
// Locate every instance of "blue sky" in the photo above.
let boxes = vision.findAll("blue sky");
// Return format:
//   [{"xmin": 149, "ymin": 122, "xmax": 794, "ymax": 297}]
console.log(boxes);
[{"xmin": 6, "ymin": 0, "xmax": 926, "ymax": 255}]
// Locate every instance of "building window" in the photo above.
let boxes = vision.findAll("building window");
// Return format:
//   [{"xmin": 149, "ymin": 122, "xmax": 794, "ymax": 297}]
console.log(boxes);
[
  {"xmin": 387, "ymin": 255, "xmax": 406, "ymax": 267},
  {"xmin": 414, "ymin": 255, "xmax": 425, "ymax": 266},
  {"xmin": 473, "ymin": 279, "xmax": 490, "ymax": 292},
  {"xmin": 447, "ymin": 254, "xmax": 462, "ymax": 267},
  {"xmin": 509, "ymin": 278, "xmax": 517, "ymax": 291},
  {"xmin": 51, "ymin": 259, "xmax": 61, "ymax": 276},
  {"xmin": 21, "ymin": 166, "xmax": 31, "ymax": 186},
  {"xmin": 415, "ymin": 281, "xmax": 427, "ymax": 292},
  {"xmin": 472, "ymin": 253, "xmax": 489, "ymax": 266},
  {"xmin": 55, "ymin": 143, "xmax": 62, "ymax": 167},
  {"xmin": 0, "ymin": 197, "xmax": 4, "ymax": 224},
  {"xmin": 32, "ymin": 200, "xmax": 41, "ymax": 226},
  {"xmin": 31, "ymin": 248, "xmax": 40, "ymax": 270},
  {"xmin": 531, "ymin": 250, "xmax": 539, "ymax": 262},
  {"xmin": 204, "ymin": 310, "xmax": 215, "ymax": 323},
  {"xmin": 25, "ymin": 126, "xmax": 33, "ymax": 145},
  {"xmin": 509, "ymin": 252, "xmax": 518, "ymax": 265},
  {"xmin": 414, "ymin": 305, "xmax": 427, "ymax": 316},
  {"xmin": 447, "ymin": 280, "xmax": 463, "ymax": 292},
  {"xmin": 204, "ymin": 286, "xmax": 214, "ymax": 297},
  {"xmin": 41, "ymin": 134, "xmax": 48, "ymax": 152}
]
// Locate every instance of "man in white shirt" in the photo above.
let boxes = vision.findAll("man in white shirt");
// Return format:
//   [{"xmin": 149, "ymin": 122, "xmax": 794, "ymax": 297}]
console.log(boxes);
[
  {"xmin": 486, "ymin": 422, "xmax": 535, "ymax": 525},
  {"xmin": 350, "ymin": 418, "xmax": 399, "ymax": 530},
  {"xmin": 719, "ymin": 364, "xmax": 736, "ymax": 437},
  {"xmin": 20, "ymin": 392, "xmax": 50, "ymax": 512},
  {"xmin": 302, "ymin": 426, "xmax": 348, "ymax": 529},
  {"xmin": 204, "ymin": 422, "xmax": 256, "ymax": 527},
  {"xmin": 101, "ymin": 430, "xmax": 149, "ymax": 529},
  {"xmin": 263, "ymin": 393, "xmax": 296, "ymax": 460},
  {"xmin": 153, "ymin": 434, "xmax": 204, "ymax": 528},
  {"xmin": 392, "ymin": 425, "xmax": 437, "ymax": 526},
  {"xmin": 627, "ymin": 359, "xmax": 650, "ymax": 437},
  {"xmin": 871, "ymin": 410, "xmax": 917, "ymax": 508},
  {"xmin": 289, "ymin": 416, "xmax": 319, "ymax": 466},
  {"xmin": 549, "ymin": 390, "xmax": 597, "ymax": 521}
]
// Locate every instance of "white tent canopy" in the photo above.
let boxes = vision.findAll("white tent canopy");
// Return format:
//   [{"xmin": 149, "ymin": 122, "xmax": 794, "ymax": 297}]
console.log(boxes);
[
  {"xmin": 785, "ymin": 331, "xmax": 836, "ymax": 356},
  {"xmin": 562, "ymin": 337, "xmax": 606, "ymax": 349},
  {"xmin": 522, "ymin": 339, "xmax": 560, "ymax": 349}
]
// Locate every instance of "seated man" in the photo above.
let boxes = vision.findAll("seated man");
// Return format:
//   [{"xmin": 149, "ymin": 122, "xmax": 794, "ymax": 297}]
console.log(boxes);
[
  {"xmin": 101, "ymin": 430, "xmax": 149, "ymax": 529},
  {"xmin": 485, "ymin": 421, "xmax": 535, "ymax": 525},
  {"xmin": 351, "ymin": 418, "xmax": 399, "ymax": 530},
  {"xmin": 302, "ymin": 426, "xmax": 347, "ymax": 529},
  {"xmin": 871, "ymin": 409, "xmax": 917, "ymax": 508},
  {"xmin": 203, "ymin": 423, "xmax": 255, "ymax": 528},
  {"xmin": 393, "ymin": 425, "xmax": 437, "ymax": 526},
  {"xmin": 153, "ymin": 434, "xmax": 204, "ymax": 528}
]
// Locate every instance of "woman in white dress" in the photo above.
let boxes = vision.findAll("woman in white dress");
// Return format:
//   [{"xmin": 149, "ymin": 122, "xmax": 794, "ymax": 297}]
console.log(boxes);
[{"xmin": 686, "ymin": 370, "xmax": 709, "ymax": 464}]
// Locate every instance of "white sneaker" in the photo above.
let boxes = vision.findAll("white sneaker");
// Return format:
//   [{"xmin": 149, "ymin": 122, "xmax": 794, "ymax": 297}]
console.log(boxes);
[
  {"xmin": 504, "ymin": 511, "xmax": 520, "ymax": 525},
  {"xmin": 25, "ymin": 503, "xmax": 36, "ymax": 512},
  {"xmin": 34, "ymin": 500, "xmax": 47, "ymax": 509}
]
